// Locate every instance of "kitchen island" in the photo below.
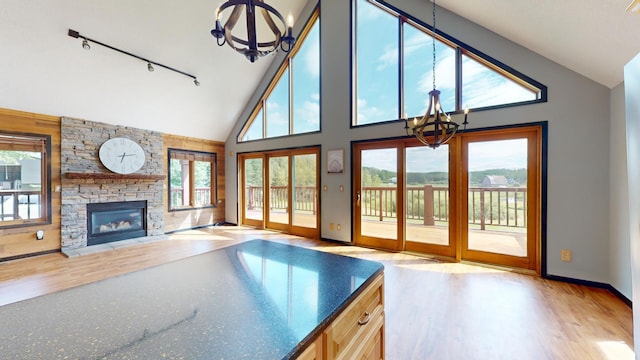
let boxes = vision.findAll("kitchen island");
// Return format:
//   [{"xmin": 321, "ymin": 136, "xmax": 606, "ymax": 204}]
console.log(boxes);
[{"xmin": 0, "ymin": 240, "xmax": 384, "ymax": 359}]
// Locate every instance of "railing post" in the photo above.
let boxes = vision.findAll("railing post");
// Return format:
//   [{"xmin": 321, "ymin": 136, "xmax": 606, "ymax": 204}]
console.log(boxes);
[
  {"xmin": 424, "ymin": 185, "xmax": 434, "ymax": 226},
  {"xmin": 379, "ymin": 188, "xmax": 383, "ymax": 221},
  {"xmin": 480, "ymin": 190, "xmax": 486, "ymax": 231}
]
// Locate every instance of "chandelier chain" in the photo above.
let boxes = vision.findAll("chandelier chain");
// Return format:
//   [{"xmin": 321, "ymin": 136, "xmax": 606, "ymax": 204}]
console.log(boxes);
[{"xmin": 432, "ymin": 0, "xmax": 437, "ymax": 91}]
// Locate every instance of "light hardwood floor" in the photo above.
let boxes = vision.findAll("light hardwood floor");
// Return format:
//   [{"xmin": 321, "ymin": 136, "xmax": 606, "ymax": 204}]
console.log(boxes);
[{"xmin": 0, "ymin": 226, "xmax": 633, "ymax": 359}]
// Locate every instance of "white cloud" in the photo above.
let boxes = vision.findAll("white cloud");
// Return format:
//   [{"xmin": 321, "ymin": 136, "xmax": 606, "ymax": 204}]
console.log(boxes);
[
  {"xmin": 357, "ymin": 97, "xmax": 388, "ymax": 124},
  {"xmin": 294, "ymin": 98, "xmax": 320, "ymax": 128},
  {"xmin": 304, "ymin": 34, "xmax": 320, "ymax": 78},
  {"xmin": 376, "ymin": 46, "xmax": 399, "ymax": 71}
]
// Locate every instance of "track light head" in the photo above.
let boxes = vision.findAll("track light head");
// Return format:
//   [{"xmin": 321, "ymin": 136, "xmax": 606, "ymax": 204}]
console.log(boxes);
[
  {"xmin": 147, "ymin": 62, "xmax": 154, "ymax": 72},
  {"xmin": 82, "ymin": 39, "xmax": 90, "ymax": 50},
  {"xmin": 193, "ymin": 78, "xmax": 200, "ymax": 86}
]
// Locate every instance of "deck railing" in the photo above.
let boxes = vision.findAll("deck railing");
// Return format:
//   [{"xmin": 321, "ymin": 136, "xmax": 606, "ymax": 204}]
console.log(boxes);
[
  {"xmin": 0, "ymin": 190, "xmax": 42, "ymax": 221},
  {"xmin": 245, "ymin": 185, "xmax": 317, "ymax": 214},
  {"xmin": 244, "ymin": 185, "xmax": 526, "ymax": 230},
  {"xmin": 170, "ymin": 187, "xmax": 212, "ymax": 207},
  {"xmin": 362, "ymin": 185, "xmax": 527, "ymax": 229}
]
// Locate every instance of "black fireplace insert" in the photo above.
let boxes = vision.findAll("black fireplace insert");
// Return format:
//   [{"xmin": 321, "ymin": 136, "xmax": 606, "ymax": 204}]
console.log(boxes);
[{"xmin": 87, "ymin": 201, "xmax": 147, "ymax": 246}]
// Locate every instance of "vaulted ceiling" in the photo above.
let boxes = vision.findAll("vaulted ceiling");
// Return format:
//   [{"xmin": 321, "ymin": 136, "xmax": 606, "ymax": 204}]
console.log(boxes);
[{"xmin": 0, "ymin": 0, "xmax": 639, "ymax": 142}]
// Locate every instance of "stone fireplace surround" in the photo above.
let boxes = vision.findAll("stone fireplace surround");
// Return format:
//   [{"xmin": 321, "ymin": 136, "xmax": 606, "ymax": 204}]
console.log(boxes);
[{"xmin": 60, "ymin": 117, "xmax": 165, "ymax": 255}]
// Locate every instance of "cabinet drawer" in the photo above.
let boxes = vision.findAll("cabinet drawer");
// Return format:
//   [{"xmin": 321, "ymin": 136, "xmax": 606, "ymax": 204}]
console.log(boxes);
[{"xmin": 325, "ymin": 273, "xmax": 384, "ymax": 359}]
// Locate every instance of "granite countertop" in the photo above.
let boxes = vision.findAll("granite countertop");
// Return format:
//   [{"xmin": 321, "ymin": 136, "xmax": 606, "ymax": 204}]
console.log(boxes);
[{"xmin": 0, "ymin": 240, "xmax": 384, "ymax": 359}]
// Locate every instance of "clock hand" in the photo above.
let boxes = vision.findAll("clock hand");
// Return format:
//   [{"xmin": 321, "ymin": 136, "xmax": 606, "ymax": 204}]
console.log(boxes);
[{"xmin": 118, "ymin": 153, "xmax": 137, "ymax": 162}]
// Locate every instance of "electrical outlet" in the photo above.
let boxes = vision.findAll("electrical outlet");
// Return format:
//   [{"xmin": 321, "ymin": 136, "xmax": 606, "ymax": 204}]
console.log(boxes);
[{"xmin": 561, "ymin": 249, "xmax": 572, "ymax": 262}]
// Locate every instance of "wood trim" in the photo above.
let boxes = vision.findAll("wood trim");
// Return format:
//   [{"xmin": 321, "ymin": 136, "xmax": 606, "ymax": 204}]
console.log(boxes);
[{"xmin": 65, "ymin": 172, "xmax": 166, "ymax": 180}]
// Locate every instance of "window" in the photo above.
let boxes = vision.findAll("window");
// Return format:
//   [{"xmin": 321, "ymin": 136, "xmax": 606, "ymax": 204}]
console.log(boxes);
[
  {"xmin": 354, "ymin": 0, "xmax": 546, "ymax": 125},
  {"xmin": 0, "ymin": 132, "xmax": 50, "ymax": 227},
  {"xmin": 168, "ymin": 149, "xmax": 217, "ymax": 211},
  {"xmin": 239, "ymin": 11, "xmax": 320, "ymax": 142}
]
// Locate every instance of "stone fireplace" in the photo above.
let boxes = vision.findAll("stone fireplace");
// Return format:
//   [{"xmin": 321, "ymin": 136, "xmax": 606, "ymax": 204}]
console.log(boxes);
[
  {"xmin": 87, "ymin": 201, "xmax": 147, "ymax": 246},
  {"xmin": 60, "ymin": 117, "xmax": 165, "ymax": 252}
]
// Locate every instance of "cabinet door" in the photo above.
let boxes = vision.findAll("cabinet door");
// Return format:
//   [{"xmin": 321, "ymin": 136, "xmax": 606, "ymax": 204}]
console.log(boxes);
[{"xmin": 297, "ymin": 335, "xmax": 323, "ymax": 360}]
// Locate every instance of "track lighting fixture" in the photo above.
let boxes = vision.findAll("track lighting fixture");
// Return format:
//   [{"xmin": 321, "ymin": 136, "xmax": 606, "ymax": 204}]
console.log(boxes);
[{"xmin": 68, "ymin": 29, "xmax": 200, "ymax": 86}]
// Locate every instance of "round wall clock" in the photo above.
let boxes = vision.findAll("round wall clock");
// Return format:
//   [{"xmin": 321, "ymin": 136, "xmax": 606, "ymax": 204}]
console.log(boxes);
[{"xmin": 99, "ymin": 137, "xmax": 146, "ymax": 174}]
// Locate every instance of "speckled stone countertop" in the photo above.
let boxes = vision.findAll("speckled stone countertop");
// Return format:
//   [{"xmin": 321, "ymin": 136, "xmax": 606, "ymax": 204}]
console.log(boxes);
[{"xmin": 0, "ymin": 240, "xmax": 384, "ymax": 359}]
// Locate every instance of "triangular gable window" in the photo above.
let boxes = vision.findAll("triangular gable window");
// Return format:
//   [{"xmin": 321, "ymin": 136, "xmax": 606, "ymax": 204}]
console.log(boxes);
[
  {"xmin": 238, "ymin": 11, "xmax": 320, "ymax": 143},
  {"xmin": 355, "ymin": 0, "xmax": 546, "ymax": 125}
]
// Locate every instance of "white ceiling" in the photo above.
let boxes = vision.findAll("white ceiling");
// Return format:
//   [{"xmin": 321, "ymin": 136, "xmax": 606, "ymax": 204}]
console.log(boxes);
[
  {"xmin": 436, "ymin": 0, "xmax": 640, "ymax": 89},
  {"xmin": 0, "ymin": 0, "xmax": 639, "ymax": 142}
]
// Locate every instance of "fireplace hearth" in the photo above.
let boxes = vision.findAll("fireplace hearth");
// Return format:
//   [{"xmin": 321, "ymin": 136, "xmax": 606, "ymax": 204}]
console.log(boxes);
[{"xmin": 87, "ymin": 201, "xmax": 147, "ymax": 246}]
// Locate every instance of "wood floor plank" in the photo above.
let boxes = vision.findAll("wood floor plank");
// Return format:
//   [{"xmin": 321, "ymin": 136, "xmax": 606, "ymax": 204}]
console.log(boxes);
[{"xmin": 0, "ymin": 226, "xmax": 633, "ymax": 359}]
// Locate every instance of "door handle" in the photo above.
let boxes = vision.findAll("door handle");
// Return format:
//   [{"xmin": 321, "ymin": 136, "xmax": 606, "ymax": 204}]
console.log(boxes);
[{"xmin": 356, "ymin": 191, "xmax": 361, "ymax": 207}]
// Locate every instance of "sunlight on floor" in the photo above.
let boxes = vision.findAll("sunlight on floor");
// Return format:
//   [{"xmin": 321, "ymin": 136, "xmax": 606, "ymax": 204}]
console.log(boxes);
[{"xmin": 597, "ymin": 340, "xmax": 635, "ymax": 360}]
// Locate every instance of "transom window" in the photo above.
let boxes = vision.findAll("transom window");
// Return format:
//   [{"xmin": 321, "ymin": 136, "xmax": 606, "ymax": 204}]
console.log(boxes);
[
  {"xmin": 0, "ymin": 132, "xmax": 50, "ymax": 227},
  {"xmin": 355, "ymin": 0, "xmax": 546, "ymax": 125},
  {"xmin": 238, "ymin": 10, "xmax": 320, "ymax": 142},
  {"xmin": 168, "ymin": 149, "xmax": 217, "ymax": 211}
]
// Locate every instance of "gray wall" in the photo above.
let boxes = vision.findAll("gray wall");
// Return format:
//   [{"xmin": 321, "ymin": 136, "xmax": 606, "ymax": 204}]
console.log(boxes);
[
  {"xmin": 610, "ymin": 83, "xmax": 632, "ymax": 299},
  {"xmin": 624, "ymin": 53, "xmax": 640, "ymax": 350},
  {"xmin": 226, "ymin": 0, "xmax": 615, "ymax": 285}
]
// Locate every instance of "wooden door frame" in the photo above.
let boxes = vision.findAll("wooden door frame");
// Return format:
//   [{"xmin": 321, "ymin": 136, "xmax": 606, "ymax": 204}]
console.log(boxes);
[
  {"xmin": 351, "ymin": 124, "xmax": 543, "ymax": 274},
  {"xmin": 239, "ymin": 153, "xmax": 265, "ymax": 228},
  {"xmin": 239, "ymin": 147, "xmax": 320, "ymax": 239},
  {"xmin": 460, "ymin": 125, "xmax": 542, "ymax": 273},
  {"xmin": 353, "ymin": 140, "xmax": 404, "ymax": 251}
]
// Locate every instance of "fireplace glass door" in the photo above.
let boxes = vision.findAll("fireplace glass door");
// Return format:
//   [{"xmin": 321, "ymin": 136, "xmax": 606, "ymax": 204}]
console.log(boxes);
[{"xmin": 87, "ymin": 201, "xmax": 147, "ymax": 246}]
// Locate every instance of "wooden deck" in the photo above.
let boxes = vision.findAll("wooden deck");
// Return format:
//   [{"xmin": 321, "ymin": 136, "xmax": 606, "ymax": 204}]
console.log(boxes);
[
  {"xmin": 362, "ymin": 220, "xmax": 527, "ymax": 257},
  {"xmin": 253, "ymin": 209, "xmax": 527, "ymax": 257}
]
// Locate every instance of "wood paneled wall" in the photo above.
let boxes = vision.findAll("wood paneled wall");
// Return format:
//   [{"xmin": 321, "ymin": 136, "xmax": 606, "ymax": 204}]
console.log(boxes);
[
  {"xmin": 163, "ymin": 134, "xmax": 226, "ymax": 232},
  {"xmin": 0, "ymin": 107, "xmax": 226, "ymax": 259},
  {"xmin": 0, "ymin": 108, "xmax": 61, "ymax": 260}
]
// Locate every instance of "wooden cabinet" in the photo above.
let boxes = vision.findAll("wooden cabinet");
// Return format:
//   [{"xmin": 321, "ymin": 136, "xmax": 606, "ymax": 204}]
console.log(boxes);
[
  {"xmin": 298, "ymin": 273, "xmax": 384, "ymax": 359},
  {"xmin": 297, "ymin": 335, "xmax": 324, "ymax": 360}
]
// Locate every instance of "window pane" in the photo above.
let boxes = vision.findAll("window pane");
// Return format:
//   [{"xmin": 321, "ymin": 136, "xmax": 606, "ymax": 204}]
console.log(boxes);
[
  {"xmin": 0, "ymin": 150, "xmax": 42, "ymax": 221},
  {"xmin": 243, "ymin": 108, "xmax": 264, "ymax": 141},
  {"xmin": 467, "ymin": 139, "xmax": 528, "ymax": 257},
  {"xmin": 269, "ymin": 156, "xmax": 289, "ymax": 225},
  {"xmin": 405, "ymin": 145, "xmax": 449, "ymax": 246},
  {"xmin": 356, "ymin": 0, "xmax": 399, "ymax": 125},
  {"xmin": 292, "ymin": 153, "xmax": 317, "ymax": 228},
  {"xmin": 462, "ymin": 54, "xmax": 539, "ymax": 108},
  {"xmin": 170, "ymin": 158, "xmax": 190, "ymax": 208},
  {"xmin": 244, "ymin": 158, "xmax": 264, "ymax": 221},
  {"xmin": 266, "ymin": 70, "xmax": 290, "ymax": 138},
  {"xmin": 293, "ymin": 20, "xmax": 320, "ymax": 134},
  {"xmin": 194, "ymin": 161, "xmax": 212, "ymax": 206},
  {"xmin": 403, "ymin": 24, "xmax": 456, "ymax": 116}
]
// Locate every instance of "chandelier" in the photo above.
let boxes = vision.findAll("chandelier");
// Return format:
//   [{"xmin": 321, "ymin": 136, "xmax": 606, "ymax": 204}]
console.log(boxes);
[
  {"xmin": 211, "ymin": 0, "xmax": 295, "ymax": 63},
  {"xmin": 404, "ymin": 0, "xmax": 469, "ymax": 149}
]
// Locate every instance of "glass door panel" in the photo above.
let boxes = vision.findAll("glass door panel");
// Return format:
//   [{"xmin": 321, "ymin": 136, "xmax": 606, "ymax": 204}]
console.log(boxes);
[
  {"xmin": 354, "ymin": 144, "xmax": 401, "ymax": 251},
  {"xmin": 466, "ymin": 139, "xmax": 528, "ymax": 257},
  {"xmin": 404, "ymin": 145, "xmax": 454, "ymax": 256},
  {"xmin": 292, "ymin": 153, "xmax": 317, "ymax": 229},
  {"xmin": 268, "ymin": 156, "xmax": 289, "ymax": 227},
  {"xmin": 243, "ymin": 157, "xmax": 264, "ymax": 226}
]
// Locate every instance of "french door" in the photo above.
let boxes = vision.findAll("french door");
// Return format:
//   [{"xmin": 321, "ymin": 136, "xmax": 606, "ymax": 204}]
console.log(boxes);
[
  {"xmin": 239, "ymin": 148, "xmax": 320, "ymax": 239},
  {"xmin": 353, "ymin": 125, "xmax": 542, "ymax": 272}
]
